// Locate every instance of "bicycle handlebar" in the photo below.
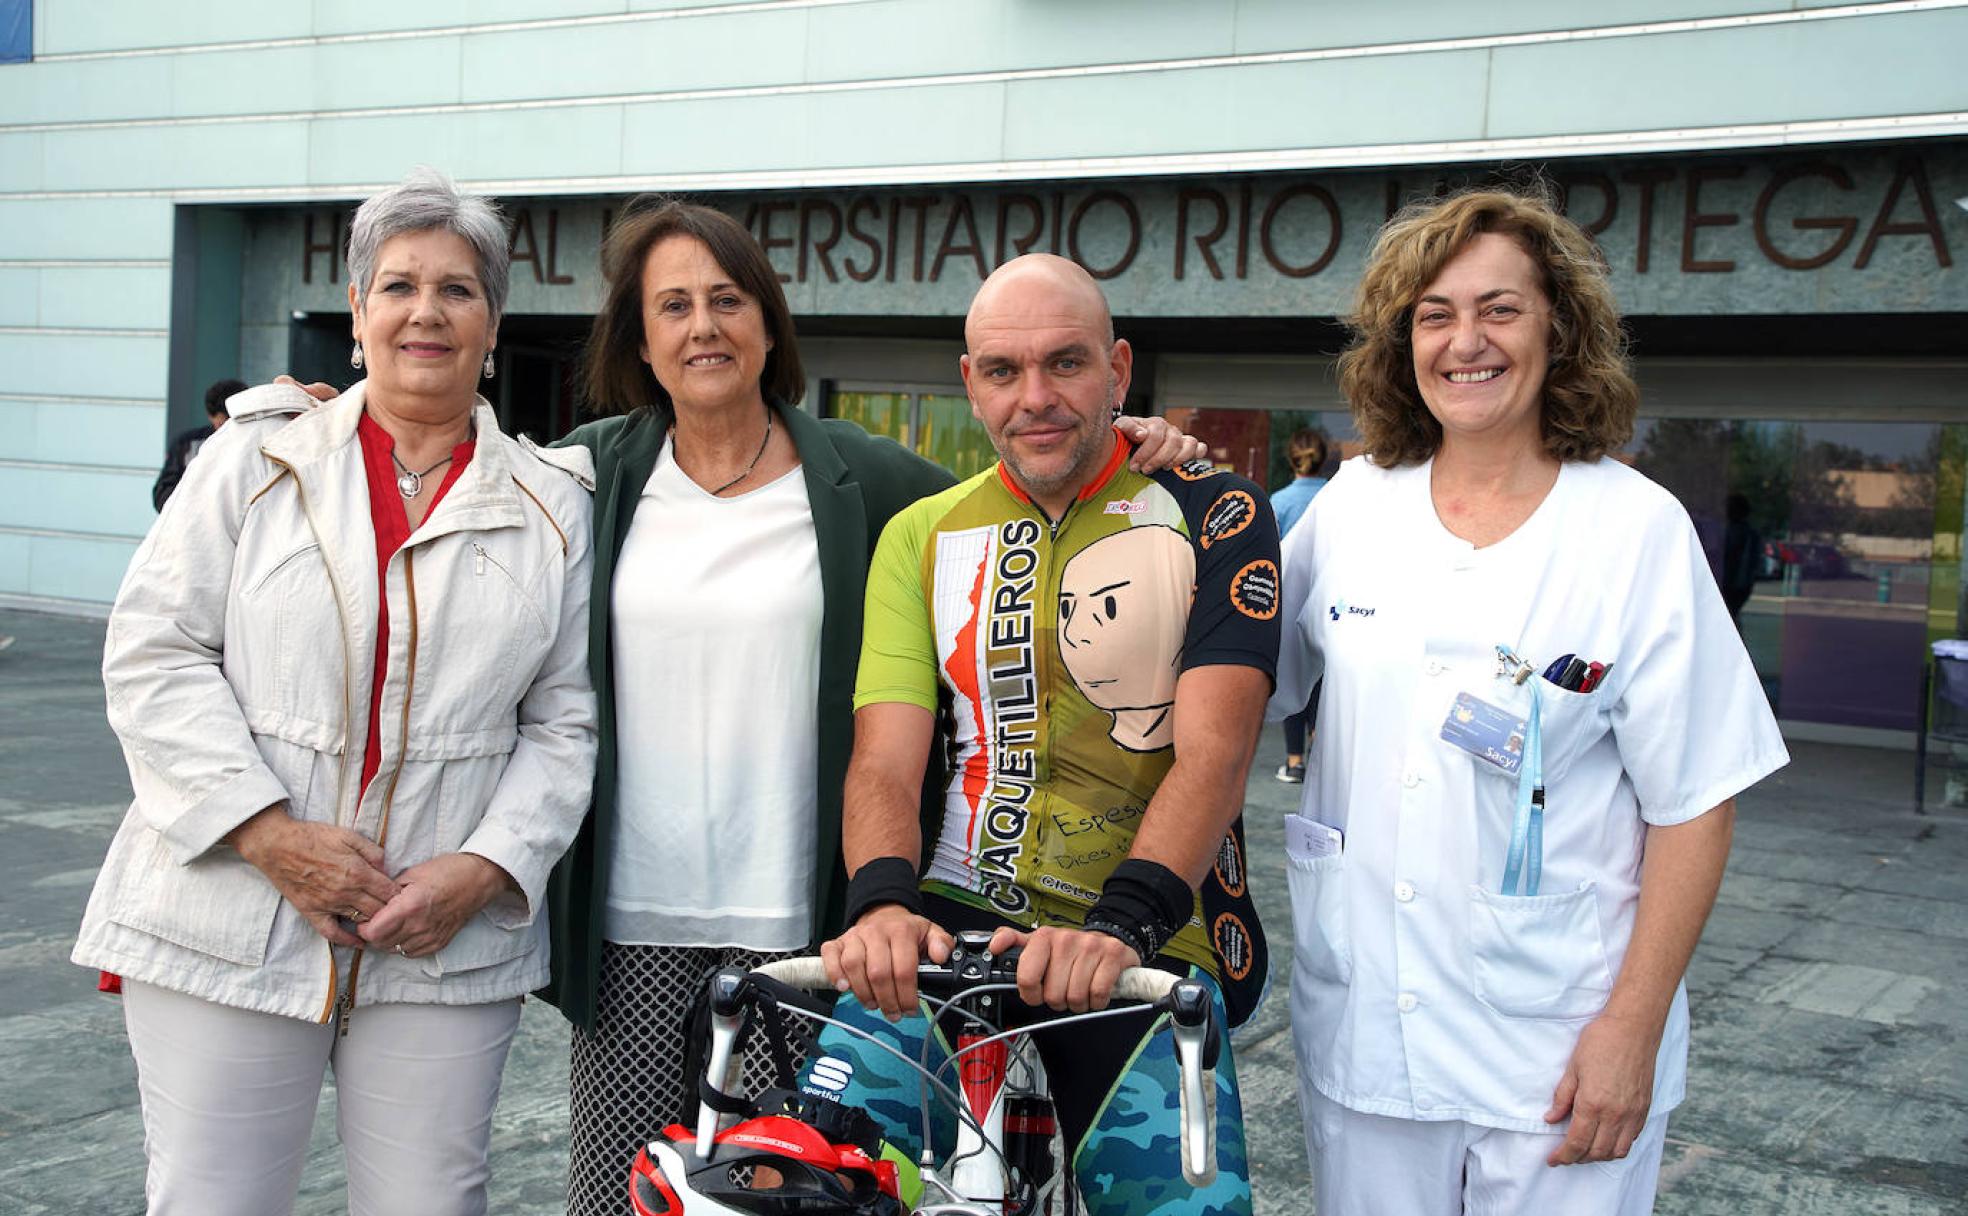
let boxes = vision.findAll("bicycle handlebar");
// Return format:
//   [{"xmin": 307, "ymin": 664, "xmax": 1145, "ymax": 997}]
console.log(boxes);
[
  {"xmin": 701, "ymin": 931, "xmax": 1218, "ymax": 1190},
  {"xmin": 750, "ymin": 953, "xmax": 1184, "ymax": 1006}
]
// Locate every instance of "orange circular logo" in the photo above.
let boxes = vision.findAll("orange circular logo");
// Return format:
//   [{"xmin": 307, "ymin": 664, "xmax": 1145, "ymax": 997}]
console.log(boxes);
[
  {"xmin": 1230, "ymin": 559, "xmax": 1280, "ymax": 620},
  {"xmin": 1212, "ymin": 913, "xmax": 1254, "ymax": 981},
  {"xmin": 1213, "ymin": 834, "xmax": 1246, "ymax": 897},
  {"xmin": 1201, "ymin": 490, "xmax": 1255, "ymax": 551}
]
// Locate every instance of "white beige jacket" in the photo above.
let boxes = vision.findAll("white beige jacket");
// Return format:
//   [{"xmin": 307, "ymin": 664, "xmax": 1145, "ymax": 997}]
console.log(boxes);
[{"xmin": 74, "ymin": 383, "xmax": 598, "ymax": 1022}]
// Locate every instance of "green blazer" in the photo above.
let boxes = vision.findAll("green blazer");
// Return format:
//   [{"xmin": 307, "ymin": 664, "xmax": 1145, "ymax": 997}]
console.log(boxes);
[{"xmin": 537, "ymin": 401, "xmax": 955, "ymax": 1032}]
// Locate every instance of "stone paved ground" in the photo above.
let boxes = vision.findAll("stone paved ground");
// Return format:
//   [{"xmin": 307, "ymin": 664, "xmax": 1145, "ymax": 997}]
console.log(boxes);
[{"xmin": 1, "ymin": 606, "xmax": 1963, "ymax": 1214}]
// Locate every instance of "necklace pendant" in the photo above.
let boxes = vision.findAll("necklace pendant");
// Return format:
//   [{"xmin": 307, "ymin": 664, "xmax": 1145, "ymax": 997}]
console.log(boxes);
[{"xmin": 397, "ymin": 471, "xmax": 422, "ymax": 498}]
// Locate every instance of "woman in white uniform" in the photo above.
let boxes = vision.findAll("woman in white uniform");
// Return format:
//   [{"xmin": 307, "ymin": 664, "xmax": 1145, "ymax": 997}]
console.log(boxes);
[{"xmin": 1272, "ymin": 188, "xmax": 1787, "ymax": 1215}]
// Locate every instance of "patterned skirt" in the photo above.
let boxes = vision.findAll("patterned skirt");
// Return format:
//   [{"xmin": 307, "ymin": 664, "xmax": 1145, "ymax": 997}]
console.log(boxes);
[{"xmin": 565, "ymin": 940, "xmax": 806, "ymax": 1216}]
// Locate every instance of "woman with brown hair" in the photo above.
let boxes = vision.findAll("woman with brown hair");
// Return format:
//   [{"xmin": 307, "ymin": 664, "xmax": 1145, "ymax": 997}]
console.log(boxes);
[
  {"xmin": 1268, "ymin": 189, "xmax": 1785, "ymax": 1215},
  {"xmin": 536, "ymin": 198, "xmax": 1204, "ymax": 1215}
]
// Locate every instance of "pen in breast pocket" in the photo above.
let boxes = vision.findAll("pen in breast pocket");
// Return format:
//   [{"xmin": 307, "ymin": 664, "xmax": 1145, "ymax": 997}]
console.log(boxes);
[
  {"xmin": 1542, "ymin": 654, "xmax": 1575, "ymax": 683},
  {"xmin": 1578, "ymin": 661, "xmax": 1611, "ymax": 693}
]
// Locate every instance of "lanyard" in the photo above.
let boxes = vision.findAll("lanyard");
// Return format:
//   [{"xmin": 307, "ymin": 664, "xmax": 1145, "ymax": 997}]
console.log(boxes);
[{"xmin": 1500, "ymin": 680, "xmax": 1544, "ymax": 897}]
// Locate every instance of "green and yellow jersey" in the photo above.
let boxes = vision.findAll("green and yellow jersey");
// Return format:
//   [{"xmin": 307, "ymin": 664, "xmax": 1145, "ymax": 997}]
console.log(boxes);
[{"xmin": 855, "ymin": 439, "xmax": 1280, "ymax": 1018}]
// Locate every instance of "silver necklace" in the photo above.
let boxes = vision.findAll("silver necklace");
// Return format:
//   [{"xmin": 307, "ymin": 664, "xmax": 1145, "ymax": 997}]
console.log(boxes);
[
  {"xmin": 677, "ymin": 408, "xmax": 773, "ymax": 496},
  {"xmin": 391, "ymin": 450, "xmax": 453, "ymax": 499}
]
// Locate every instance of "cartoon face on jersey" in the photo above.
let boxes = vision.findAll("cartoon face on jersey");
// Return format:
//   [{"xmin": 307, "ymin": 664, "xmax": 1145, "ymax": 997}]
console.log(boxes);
[{"xmin": 1058, "ymin": 525, "xmax": 1194, "ymax": 752}]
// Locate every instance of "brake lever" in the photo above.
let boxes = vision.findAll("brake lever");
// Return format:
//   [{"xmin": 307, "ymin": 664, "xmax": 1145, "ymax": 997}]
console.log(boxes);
[
  {"xmin": 1165, "ymin": 978, "xmax": 1218, "ymax": 1186},
  {"xmin": 695, "ymin": 967, "xmax": 749, "ymax": 1157}
]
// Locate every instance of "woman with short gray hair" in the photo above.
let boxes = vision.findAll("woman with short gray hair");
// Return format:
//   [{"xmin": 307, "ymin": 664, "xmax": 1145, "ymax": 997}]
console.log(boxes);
[{"xmin": 74, "ymin": 167, "xmax": 598, "ymax": 1215}]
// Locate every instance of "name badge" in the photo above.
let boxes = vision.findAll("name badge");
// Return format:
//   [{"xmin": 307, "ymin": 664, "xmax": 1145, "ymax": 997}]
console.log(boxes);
[
  {"xmin": 1440, "ymin": 691, "xmax": 1528, "ymax": 775},
  {"xmin": 1285, "ymin": 813, "xmax": 1343, "ymax": 860}
]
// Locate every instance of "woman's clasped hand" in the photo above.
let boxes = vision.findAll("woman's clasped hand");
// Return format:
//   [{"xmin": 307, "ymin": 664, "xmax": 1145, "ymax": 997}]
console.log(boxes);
[{"xmin": 226, "ymin": 807, "xmax": 400, "ymax": 948}]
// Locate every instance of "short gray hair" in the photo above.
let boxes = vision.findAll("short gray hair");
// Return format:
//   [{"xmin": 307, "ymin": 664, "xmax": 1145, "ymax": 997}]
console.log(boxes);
[{"xmin": 346, "ymin": 167, "xmax": 511, "ymax": 325}]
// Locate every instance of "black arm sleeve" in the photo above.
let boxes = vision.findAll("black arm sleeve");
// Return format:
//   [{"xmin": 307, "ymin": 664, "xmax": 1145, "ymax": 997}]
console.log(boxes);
[{"xmin": 1159, "ymin": 468, "xmax": 1283, "ymax": 684}]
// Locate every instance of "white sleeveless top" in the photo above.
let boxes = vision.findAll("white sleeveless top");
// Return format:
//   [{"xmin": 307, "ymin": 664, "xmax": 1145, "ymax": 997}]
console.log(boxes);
[{"xmin": 604, "ymin": 437, "xmax": 822, "ymax": 949}]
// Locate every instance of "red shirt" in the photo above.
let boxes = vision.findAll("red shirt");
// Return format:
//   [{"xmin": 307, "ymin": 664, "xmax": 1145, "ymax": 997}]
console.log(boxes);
[{"xmin": 356, "ymin": 411, "xmax": 475, "ymax": 796}]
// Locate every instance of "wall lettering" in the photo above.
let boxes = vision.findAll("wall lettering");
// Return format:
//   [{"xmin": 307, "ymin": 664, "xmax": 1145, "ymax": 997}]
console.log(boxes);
[{"xmin": 281, "ymin": 148, "xmax": 1963, "ymax": 316}]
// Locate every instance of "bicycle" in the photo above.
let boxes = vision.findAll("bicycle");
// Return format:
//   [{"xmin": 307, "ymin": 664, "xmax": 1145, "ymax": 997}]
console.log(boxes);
[{"xmin": 629, "ymin": 928, "xmax": 1223, "ymax": 1216}]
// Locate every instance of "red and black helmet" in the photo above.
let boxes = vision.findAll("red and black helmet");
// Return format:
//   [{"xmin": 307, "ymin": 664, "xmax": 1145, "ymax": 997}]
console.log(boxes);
[{"xmin": 630, "ymin": 1115, "xmax": 906, "ymax": 1216}]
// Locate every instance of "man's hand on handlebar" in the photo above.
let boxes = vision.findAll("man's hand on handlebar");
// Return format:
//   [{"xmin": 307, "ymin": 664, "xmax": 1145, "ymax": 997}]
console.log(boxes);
[
  {"xmin": 987, "ymin": 925, "xmax": 1142, "ymax": 1014},
  {"xmin": 821, "ymin": 904, "xmax": 954, "ymax": 1021}
]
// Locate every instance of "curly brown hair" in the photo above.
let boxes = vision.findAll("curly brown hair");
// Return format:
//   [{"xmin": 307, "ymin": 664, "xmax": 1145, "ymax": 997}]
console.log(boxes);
[
  {"xmin": 581, "ymin": 197, "xmax": 805, "ymax": 418},
  {"xmin": 1336, "ymin": 188, "xmax": 1637, "ymax": 467}
]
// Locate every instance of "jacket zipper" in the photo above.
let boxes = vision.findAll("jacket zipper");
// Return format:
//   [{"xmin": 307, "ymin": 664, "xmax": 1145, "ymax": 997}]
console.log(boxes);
[
  {"xmin": 341, "ymin": 547, "xmax": 419, "ymax": 1037},
  {"xmin": 265, "ymin": 454, "xmax": 359, "ymax": 1026}
]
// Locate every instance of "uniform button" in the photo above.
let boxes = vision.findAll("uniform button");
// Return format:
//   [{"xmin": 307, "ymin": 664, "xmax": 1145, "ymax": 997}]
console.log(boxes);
[
  {"xmin": 1397, "ymin": 992, "xmax": 1419, "ymax": 1013},
  {"xmin": 1425, "ymin": 659, "xmax": 1444, "ymax": 676},
  {"xmin": 1394, "ymin": 881, "xmax": 1416, "ymax": 903},
  {"xmin": 1402, "ymin": 770, "xmax": 1420, "ymax": 788}
]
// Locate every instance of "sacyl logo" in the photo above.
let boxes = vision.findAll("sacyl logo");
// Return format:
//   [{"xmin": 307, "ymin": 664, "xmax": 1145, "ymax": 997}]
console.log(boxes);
[{"xmin": 1329, "ymin": 598, "xmax": 1376, "ymax": 621}]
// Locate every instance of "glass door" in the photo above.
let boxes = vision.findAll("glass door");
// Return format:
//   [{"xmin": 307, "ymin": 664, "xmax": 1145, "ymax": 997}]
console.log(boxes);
[
  {"xmin": 1625, "ymin": 418, "xmax": 1950, "ymax": 733},
  {"xmin": 828, "ymin": 383, "xmax": 995, "ymax": 479}
]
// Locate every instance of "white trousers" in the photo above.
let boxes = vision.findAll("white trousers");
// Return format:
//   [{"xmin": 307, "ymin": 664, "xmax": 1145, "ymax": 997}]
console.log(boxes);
[
  {"xmin": 122, "ymin": 979, "xmax": 522, "ymax": 1216},
  {"xmin": 1301, "ymin": 1085, "xmax": 1669, "ymax": 1216}
]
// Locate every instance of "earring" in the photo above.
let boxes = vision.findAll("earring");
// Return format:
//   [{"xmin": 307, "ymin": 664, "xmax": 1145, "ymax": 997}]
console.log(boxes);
[
  {"xmin": 350, "ymin": 343, "xmax": 364, "ymax": 370},
  {"xmin": 482, "ymin": 352, "xmax": 496, "ymax": 380}
]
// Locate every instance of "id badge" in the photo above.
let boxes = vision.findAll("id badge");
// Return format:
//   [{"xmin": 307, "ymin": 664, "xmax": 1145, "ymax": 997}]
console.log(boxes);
[
  {"xmin": 1440, "ymin": 690, "xmax": 1529, "ymax": 775},
  {"xmin": 1285, "ymin": 813, "xmax": 1343, "ymax": 860}
]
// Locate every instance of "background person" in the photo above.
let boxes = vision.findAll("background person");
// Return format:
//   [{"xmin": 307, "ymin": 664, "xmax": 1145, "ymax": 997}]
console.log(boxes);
[
  {"xmin": 151, "ymin": 376, "xmax": 245, "ymax": 510},
  {"xmin": 1720, "ymin": 492, "xmax": 1761, "ymax": 627},
  {"xmin": 1269, "ymin": 189, "xmax": 1787, "ymax": 1216},
  {"xmin": 534, "ymin": 202, "xmax": 1206, "ymax": 1216},
  {"xmin": 1269, "ymin": 426, "xmax": 1328, "ymax": 783},
  {"xmin": 73, "ymin": 169, "xmax": 597, "ymax": 1216}
]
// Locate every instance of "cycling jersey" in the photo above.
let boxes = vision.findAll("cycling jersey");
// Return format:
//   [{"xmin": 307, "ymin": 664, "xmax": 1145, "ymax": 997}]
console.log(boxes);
[{"xmin": 855, "ymin": 440, "xmax": 1280, "ymax": 1020}]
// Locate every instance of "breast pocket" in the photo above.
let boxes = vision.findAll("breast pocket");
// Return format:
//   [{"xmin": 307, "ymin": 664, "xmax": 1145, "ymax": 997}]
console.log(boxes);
[
  {"xmin": 1467, "ymin": 881, "xmax": 1613, "ymax": 1020},
  {"xmin": 1284, "ymin": 815, "xmax": 1352, "ymax": 986},
  {"xmin": 232, "ymin": 540, "xmax": 339, "ymax": 718},
  {"xmin": 412, "ymin": 539, "xmax": 554, "ymax": 735},
  {"xmin": 1534, "ymin": 682, "xmax": 1610, "ymax": 786}
]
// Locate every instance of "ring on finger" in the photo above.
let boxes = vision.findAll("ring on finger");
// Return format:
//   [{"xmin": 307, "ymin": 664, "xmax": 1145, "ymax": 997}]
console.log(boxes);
[{"xmin": 394, "ymin": 944, "xmax": 408, "ymax": 957}]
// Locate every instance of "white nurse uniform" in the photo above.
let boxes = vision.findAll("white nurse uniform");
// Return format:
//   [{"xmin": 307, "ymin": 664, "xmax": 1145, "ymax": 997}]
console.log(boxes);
[{"xmin": 1272, "ymin": 454, "xmax": 1787, "ymax": 1215}]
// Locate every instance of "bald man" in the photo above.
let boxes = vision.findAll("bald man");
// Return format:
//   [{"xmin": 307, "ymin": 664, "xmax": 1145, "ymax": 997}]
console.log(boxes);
[{"xmin": 807, "ymin": 255, "xmax": 1281, "ymax": 1214}]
